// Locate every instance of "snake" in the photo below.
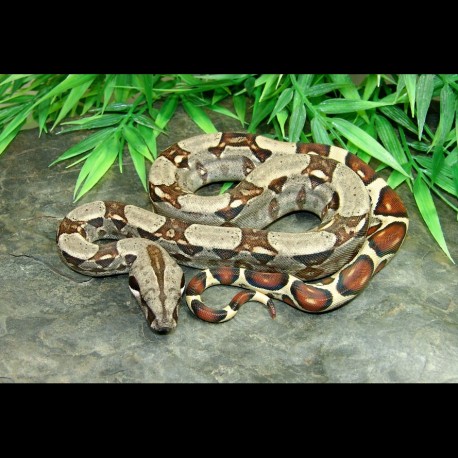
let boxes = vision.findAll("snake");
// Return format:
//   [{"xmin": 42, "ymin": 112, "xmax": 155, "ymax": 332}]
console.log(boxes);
[{"xmin": 57, "ymin": 132, "xmax": 409, "ymax": 333}]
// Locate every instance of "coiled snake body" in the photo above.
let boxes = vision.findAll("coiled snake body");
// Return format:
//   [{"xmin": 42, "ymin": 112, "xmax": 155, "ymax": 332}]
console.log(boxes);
[{"xmin": 57, "ymin": 133, "xmax": 408, "ymax": 333}]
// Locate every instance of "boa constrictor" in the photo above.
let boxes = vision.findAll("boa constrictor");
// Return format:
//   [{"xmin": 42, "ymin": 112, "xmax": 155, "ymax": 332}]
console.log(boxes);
[{"xmin": 57, "ymin": 132, "xmax": 409, "ymax": 333}]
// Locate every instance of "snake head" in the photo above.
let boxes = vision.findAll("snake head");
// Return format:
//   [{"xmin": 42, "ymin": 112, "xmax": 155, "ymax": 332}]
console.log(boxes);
[{"xmin": 128, "ymin": 244, "xmax": 185, "ymax": 334}]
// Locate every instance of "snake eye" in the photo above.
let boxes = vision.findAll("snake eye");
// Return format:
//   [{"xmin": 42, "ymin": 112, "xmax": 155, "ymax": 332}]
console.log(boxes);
[
  {"xmin": 180, "ymin": 274, "xmax": 186, "ymax": 295},
  {"xmin": 128, "ymin": 275, "xmax": 141, "ymax": 299}
]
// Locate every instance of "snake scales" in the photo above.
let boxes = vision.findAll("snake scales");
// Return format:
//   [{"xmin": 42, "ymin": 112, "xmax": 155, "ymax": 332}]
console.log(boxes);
[{"xmin": 57, "ymin": 132, "xmax": 409, "ymax": 333}]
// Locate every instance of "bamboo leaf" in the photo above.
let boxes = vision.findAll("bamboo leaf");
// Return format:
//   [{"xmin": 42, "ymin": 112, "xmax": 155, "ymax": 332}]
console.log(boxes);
[
  {"xmin": 0, "ymin": 123, "xmax": 24, "ymax": 156},
  {"xmin": 318, "ymin": 98, "xmax": 392, "ymax": 114},
  {"xmin": 0, "ymin": 102, "xmax": 33, "ymax": 144},
  {"xmin": 268, "ymin": 88, "xmax": 293, "ymax": 123},
  {"xmin": 430, "ymin": 146, "xmax": 445, "ymax": 186},
  {"xmin": 0, "ymin": 74, "xmax": 33, "ymax": 87},
  {"xmin": 0, "ymin": 105, "xmax": 23, "ymax": 123},
  {"xmin": 456, "ymin": 105, "xmax": 458, "ymax": 147},
  {"xmin": 394, "ymin": 75, "xmax": 406, "ymax": 103},
  {"xmin": 362, "ymin": 75, "xmax": 378, "ymax": 101},
  {"xmin": 374, "ymin": 115, "xmax": 407, "ymax": 165},
  {"xmin": 254, "ymin": 74, "xmax": 274, "ymax": 87},
  {"xmin": 133, "ymin": 114, "xmax": 165, "ymax": 134},
  {"xmin": 74, "ymin": 135, "xmax": 119, "ymax": 201},
  {"xmin": 0, "ymin": 94, "xmax": 35, "ymax": 105},
  {"xmin": 247, "ymin": 91, "xmax": 276, "ymax": 133},
  {"xmin": 179, "ymin": 74, "xmax": 201, "ymax": 86},
  {"xmin": 194, "ymin": 74, "xmax": 251, "ymax": 82},
  {"xmin": 123, "ymin": 125, "xmax": 154, "ymax": 162},
  {"xmin": 416, "ymin": 74, "xmax": 435, "ymax": 140},
  {"xmin": 296, "ymin": 74, "xmax": 315, "ymax": 91},
  {"xmin": 259, "ymin": 74, "xmax": 277, "ymax": 102},
  {"xmin": 311, "ymin": 116, "xmax": 332, "ymax": 144},
  {"xmin": 154, "ymin": 94, "xmax": 178, "ymax": 134},
  {"xmin": 137, "ymin": 124, "xmax": 158, "ymax": 159},
  {"xmin": 453, "ymin": 159, "xmax": 458, "ymax": 197},
  {"xmin": 328, "ymin": 74, "xmax": 360, "ymax": 99},
  {"xmin": 211, "ymin": 89, "xmax": 229, "ymax": 105},
  {"xmin": 379, "ymin": 105, "xmax": 418, "ymax": 136},
  {"xmin": 444, "ymin": 148, "xmax": 458, "ymax": 169},
  {"xmin": 34, "ymin": 74, "xmax": 97, "ymax": 107},
  {"xmin": 127, "ymin": 143, "xmax": 148, "ymax": 191},
  {"xmin": 102, "ymin": 74, "xmax": 117, "ymax": 112},
  {"xmin": 303, "ymin": 82, "xmax": 350, "ymax": 99},
  {"xmin": 49, "ymin": 127, "xmax": 116, "ymax": 165},
  {"xmin": 387, "ymin": 170, "xmax": 408, "ymax": 189},
  {"xmin": 103, "ymin": 102, "xmax": 133, "ymax": 112},
  {"xmin": 288, "ymin": 91, "xmax": 306, "ymax": 142},
  {"xmin": 182, "ymin": 98, "xmax": 218, "ymax": 133},
  {"xmin": 52, "ymin": 77, "xmax": 95, "ymax": 129},
  {"xmin": 135, "ymin": 74, "xmax": 157, "ymax": 114},
  {"xmin": 331, "ymin": 117, "xmax": 410, "ymax": 176},
  {"xmin": 219, "ymin": 182, "xmax": 234, "ymax": 194},
  {"xmin": 403, "ymin": 74, "xmax": 417, "ymax": 117},
  {"xmin": 415, "ymin": 155, "xmax": 457, "ymax": 197},
  {"xmin": 37, "ymin": 98, "xmax": 52, "ymax": 135},
  {"xmin": 59, "ymin": 114, "xmax": 123, "ymax": 134},
  {"xmin": 413, "ymin": 173, "xmax": 454, "ymax": 263},
  {"xmin": 207, "ymin": 104, "xmax": 239, "ymax": 121},
  {"xmin": 233, "ymin": 94, "xmax": 246, "ymax": 126},
  {"xmin": 432, "ymin": 83, "xmax": 456, "ymax": 147},
  {"xmin": 81, "ymin": 94, "xmax": 98, "ymax": 115},
  {"xmin": 118, "ymin": 136, "xmax": 125, "ymax": 173},
  {"xmin": 276, "ymin": 109, "xmax": 288, "ymax": 138},
  {"xmin": 114, "ymin": 74, "xmax": 132, "ymax": 102},
  {"xmin": 406, "ymin": 140, "xmax": 431, "ymax": 152}
]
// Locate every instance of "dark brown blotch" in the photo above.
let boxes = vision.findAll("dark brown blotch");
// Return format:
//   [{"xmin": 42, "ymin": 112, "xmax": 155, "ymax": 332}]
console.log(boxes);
[
  {"xmin": 290, "ymin": 280, "xmax": 333, "ymax": 311},
  {"xmin": 345, "ymin": 154, "xmax": 377, "ymax": 185},
  {"xmin": 195, "ymin": 161, "xmax": 208, "ymax": 182},
  {"xmin": 293, "ymin": 250, "xmax": 333, "ymax": 267},
  {"xmin": 87, "ymin": 217, "xmax": 104, "ymax": 228},
  {"xmin": 368, "ymin": 221, "xmax": 407, "ymax": 257},
  {"xmin": 212, "ymin": 248, "xmax": 238, "ymax": 260},
  {"xmin": 160, "ymin": 143, "xmax": 191, "ymax": 168},
  {"xmin": 268, "ymin": 176, "xmax": 288, "ymax": 194},
  {"xmin": 242, "ymin": 156, "xmax": 255, "ymax": 176},
  {"xmin": 322, "ymin": 191, "xmax": 340, "ymax": 218},
  {"xmin": 57, "ymin": 217, "xmax": 86, "ymax": 239},
  {"xmin": 296, "ymin": 143, "xmax": 331, "ymax": 157},
  {"xmin": 245, "ymin": 271, "xmax": 289, "ymax": 291},
  {"xmin": 296, "ymin": 185, "xmax": 307, "ymax": 209},
  {"xmin": 190, "ymin": 299, "xmax": 227, "ymax": 323},
  {"xmin": 336, "ymin": 254, "xmax": 374, "ymax": 296},
  {"xmin": 212, "ymin": 267, "xmax": 240, "ymax": 285},
  {"xmin": 104, "ymin": 201, "xmax": 127, "ymax": 221},
  {"xmin": 186, "ymin": 271, "xmax": 207, "ymax": 295},
  {"xmin": 374, "ymin": 187, "xmax": 408, "ymax": 218},
  {"xmin": 302, "ymin": 154, "xmax": 337, "ymax": 189},
  {"xmin": 61, "ymin": 251, "xmax": 84, "ymax": 268},
  {"xmin": 251, "ymin": 252, "xmax": 275, "ymax": 265},
  {"xmin": 268, "ymin": 198, "xmax": 279, "ymax": 220},
  {"xmin": 149, "ymin": 182, "xmax": 186, "ymax": 209},
  {"xmin": 235, "ymin": 228, "xmax": 278, "ymax": 257}
]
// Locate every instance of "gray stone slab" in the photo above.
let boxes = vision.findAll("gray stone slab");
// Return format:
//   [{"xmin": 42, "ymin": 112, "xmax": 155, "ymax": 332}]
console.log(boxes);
[{"xmin": 0, "ymin": 109, "xmax": 457, "ymax": 383}]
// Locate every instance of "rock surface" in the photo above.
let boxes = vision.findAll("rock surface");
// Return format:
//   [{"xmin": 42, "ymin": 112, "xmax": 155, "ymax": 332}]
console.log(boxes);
[{"xmin": 1, "ymin": 109, "xmax": 457, "ymax": 383}]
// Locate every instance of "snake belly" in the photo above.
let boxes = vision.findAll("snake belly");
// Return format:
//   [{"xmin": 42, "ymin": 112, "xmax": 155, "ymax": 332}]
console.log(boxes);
[{"xmin": 57, "ymin": 132, "xmax": 409, "ymax": 331}]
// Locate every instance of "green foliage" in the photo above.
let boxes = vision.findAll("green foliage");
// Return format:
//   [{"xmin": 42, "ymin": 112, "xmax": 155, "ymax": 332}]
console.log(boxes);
[{"xmin": 0, "ymin": 74, "xmax": 456, "ymax": 262}]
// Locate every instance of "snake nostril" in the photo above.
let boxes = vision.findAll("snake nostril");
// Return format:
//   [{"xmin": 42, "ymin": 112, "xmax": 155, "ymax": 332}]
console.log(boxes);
[{"xmin": 156, "ymin": 328, "xmax": 171, "ymax": 334}]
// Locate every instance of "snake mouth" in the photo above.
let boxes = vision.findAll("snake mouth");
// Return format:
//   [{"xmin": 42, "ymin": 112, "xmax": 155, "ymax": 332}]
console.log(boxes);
[
  {"xmin": 151, "ymin": 321, "xmax": 177, "ymax": 334},
  {"xmin": 154, "ymin": 327, "xmax": 173, "ymax": 334}
]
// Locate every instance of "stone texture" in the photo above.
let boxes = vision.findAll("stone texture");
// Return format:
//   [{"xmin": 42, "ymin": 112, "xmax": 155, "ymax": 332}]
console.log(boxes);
[{"xmin": 0, "ymin": 108, "xmax": 457, "ymax": 383}]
